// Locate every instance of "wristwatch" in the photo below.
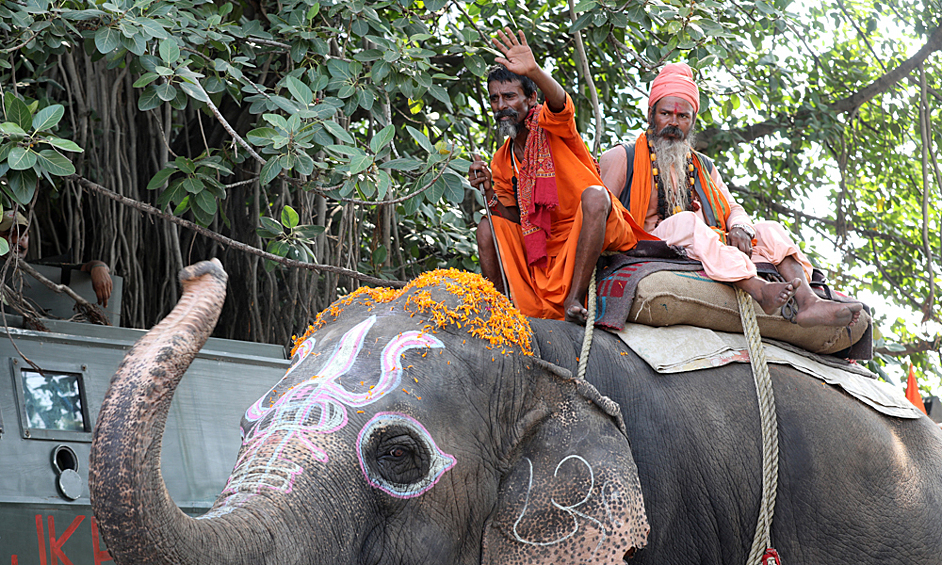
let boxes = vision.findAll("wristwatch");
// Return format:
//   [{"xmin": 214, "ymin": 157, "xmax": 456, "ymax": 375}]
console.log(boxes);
[{"xmin": 730, "ymin": 223, "xmax": 756, "ymax": 239}]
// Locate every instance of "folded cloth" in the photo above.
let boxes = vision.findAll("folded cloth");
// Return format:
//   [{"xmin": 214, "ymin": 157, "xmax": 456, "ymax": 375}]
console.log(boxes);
[
  {"xmin": 614, "ymin": 323, "xmax": 921, "ymax": 419},
  {"xmin": 594, "ymin": 254, "xmax": 702, "ymax": 330}
]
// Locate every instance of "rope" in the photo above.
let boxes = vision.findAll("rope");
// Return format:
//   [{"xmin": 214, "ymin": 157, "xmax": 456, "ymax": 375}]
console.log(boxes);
[
  {"xmin": 576, "ymin": 267, "xmax": 597, "ymax": 380},
  {"xmin": 736, "ymin": 288, "xmax": 781, "ymax": 565}
]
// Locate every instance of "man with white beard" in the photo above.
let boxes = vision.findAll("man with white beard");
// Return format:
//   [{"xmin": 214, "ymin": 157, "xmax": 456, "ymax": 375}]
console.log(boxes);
[{"xmin": 599, "ymin": 63, "xmax": 862, "ymax": 327}]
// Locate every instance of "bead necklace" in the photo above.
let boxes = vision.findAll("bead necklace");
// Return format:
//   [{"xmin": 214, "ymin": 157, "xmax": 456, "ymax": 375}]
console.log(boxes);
[{"xmin": 648, "ymin": 136, "xmax": 698, "ymax": 223}]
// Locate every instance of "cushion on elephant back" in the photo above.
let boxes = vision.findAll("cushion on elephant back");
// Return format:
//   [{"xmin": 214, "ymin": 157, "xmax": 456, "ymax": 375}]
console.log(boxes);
[{"xmin": 625, "ymin": 269, "xmax": 871, "ymax": 358}]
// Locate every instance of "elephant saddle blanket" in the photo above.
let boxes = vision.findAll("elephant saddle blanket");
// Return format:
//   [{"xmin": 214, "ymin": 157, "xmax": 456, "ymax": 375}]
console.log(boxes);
[
  {"xmin": 615, "ymin": 323, "xmax": 923, "ymax": 420},
  {"xmin": 593, "ymin": 255, "xmax": 872, "ymax": 360}
]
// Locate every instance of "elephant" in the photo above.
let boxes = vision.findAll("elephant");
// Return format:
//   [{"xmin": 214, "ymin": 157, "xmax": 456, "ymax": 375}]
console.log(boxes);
[{"xmin": 89, "ymin": 260, "xmax": 942, "ymax": 565}]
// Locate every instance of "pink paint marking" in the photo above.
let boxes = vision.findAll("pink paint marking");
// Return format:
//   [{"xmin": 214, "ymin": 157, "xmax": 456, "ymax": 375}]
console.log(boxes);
[
  {"xmin": 245, "ymin": 317, "xmax": 374, "ymax": 422},
  {"xmin": 356, "ymin": 412, "xmax": 456, "ymax": 499},
  {"xmin": 328, "ymin": 331, "xmax": 442, "ymax": 407},
  {"xmin": 220, "ymin": 318, "xmax": 447, "ymax": 511}
]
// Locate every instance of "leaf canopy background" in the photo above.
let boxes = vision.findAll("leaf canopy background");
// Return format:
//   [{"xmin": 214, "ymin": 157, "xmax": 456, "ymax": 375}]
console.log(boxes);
[{"xmin": 1, "ymin": 0, "xmax": 941, "ymax": 394}]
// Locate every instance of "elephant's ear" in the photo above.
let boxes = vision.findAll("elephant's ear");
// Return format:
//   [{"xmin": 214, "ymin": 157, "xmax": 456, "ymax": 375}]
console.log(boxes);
[{"xmin": 482, "ymin": 358, "xmax": 649, "ymax": 565}]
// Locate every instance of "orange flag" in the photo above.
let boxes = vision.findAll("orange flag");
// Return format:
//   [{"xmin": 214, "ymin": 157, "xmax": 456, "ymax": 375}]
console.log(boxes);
[{"xmin": 905, "ymin": 364, "xmax": 928, "ymax": 415}]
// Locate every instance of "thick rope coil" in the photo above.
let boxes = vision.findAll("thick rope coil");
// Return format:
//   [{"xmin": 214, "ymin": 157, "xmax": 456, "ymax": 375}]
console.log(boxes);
[
  {"xmin": 576, "ymin": 267, "xmax": 597, "ymax": 380},
  {"xmin": 736, "ymin": 288, "xmax": 780, "ymax": 565}
]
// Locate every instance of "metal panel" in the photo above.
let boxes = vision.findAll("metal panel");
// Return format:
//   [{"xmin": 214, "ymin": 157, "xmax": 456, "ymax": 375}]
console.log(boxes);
[{"xmin": 0, "ymin": 316, "xmax": 290, "ymax": 564}]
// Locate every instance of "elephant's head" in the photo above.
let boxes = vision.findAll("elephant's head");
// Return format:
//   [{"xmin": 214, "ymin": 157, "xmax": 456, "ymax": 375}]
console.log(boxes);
[{"xmin": 90, "ymin": 261, "xmax": 648, "ymax": 565}]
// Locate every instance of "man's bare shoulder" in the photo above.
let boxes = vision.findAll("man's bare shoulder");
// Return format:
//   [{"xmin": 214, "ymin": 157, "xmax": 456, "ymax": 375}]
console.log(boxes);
[{"xmin": 599, "ymin": 143, "xmax": 630, "ymax": 198}]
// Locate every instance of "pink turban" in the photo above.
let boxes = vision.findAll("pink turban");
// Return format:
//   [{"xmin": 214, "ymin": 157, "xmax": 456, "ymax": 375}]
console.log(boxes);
[{"xmin": 649, "ymin": 62, "xmax": 700, "ymax": 114}]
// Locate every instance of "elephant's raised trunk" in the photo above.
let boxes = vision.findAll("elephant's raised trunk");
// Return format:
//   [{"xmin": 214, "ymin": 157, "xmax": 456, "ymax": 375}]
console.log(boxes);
[{"xmin": 89, "ymin": 260, "xmax": 275, "ymax": 565}]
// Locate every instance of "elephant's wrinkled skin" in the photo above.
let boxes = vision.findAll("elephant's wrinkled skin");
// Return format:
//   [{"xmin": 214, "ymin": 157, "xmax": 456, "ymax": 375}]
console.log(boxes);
[{"xmin": 90, "ymin": 261, "xmax": 942, "ymax": 565}]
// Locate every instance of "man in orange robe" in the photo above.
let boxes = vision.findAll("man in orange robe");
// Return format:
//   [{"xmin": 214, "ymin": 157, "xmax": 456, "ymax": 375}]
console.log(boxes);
[
  {"xmin": 599, "ymin": 63, "xmax": 862, "ymax": 327},
  {"xmin": 469, "ymin": 28, "xmax": 657, "ymax": 323}
]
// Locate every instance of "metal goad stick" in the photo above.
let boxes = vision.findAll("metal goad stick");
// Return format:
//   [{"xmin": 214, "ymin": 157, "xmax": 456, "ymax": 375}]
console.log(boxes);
[{"xmin": 473, "ymin": 154, "xmax": 512, "ymax": 303}]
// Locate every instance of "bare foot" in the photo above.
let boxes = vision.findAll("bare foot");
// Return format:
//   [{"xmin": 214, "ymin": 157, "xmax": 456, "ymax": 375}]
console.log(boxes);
[
  {"xmin": 564, "ymin": 300, "xmax": 588, "ymax": 325},
  {"xmin": 737, "ymin": 277, "xmax": 800, "ymax": 315},
  {"xmin": 795, "ymin": 299, "xmax": 863, "ymax": 328}
]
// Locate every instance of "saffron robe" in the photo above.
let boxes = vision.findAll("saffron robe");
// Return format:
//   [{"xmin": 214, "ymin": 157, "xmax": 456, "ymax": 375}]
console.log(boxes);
[
  {"xmin": 490, "ymin": 95, "xmax": 652, "ymax": 319},
  {"xmin": 623, "ymin": 134, "xmax": 813, "ymax": 281}
]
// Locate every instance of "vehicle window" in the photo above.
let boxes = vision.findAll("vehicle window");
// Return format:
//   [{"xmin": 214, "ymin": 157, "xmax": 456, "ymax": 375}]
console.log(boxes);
[{"xmin": 21, "ymin": 370, "xmax": 86, "ymax": 432}]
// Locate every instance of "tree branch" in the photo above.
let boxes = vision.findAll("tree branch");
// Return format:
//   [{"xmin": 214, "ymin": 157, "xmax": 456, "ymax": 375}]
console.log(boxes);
[
  {"xmin": 69, "ymin": 175, "xmax": 406, "ymax": 288},
  {"xmin": 567, "ymin": 0, "xmax": 604, "ymax": 156},
  {"xmin": 875, "ymin": 336, "xmax": 942, "ymax": 357},
  {"xmin": 697, "ymin": 23, "xmax": 942, "ymax": 151}
]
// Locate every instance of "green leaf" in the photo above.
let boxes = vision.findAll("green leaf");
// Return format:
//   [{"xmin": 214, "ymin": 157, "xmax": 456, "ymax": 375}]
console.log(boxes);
[
  {"xmin": 442, "ymin": 171, "xmax": 465, "ymax": 203},
  {"xmin": 180, "ymin": 81, "xmax": 209, "ymax": 102},
  {"xmin": 258, "ymin": 216, "xmax": 283, "ymax": 236},
  {"xmin": 349, "ymin": 154, "xmax": 373, "ymax": 175},
  {"xmin": 337, "ymin": 84, "xmax": 356, "ymax": 99},
  {"xmin": 4, "ymin": 93, "xmax": 33, "ymax": 132},
  {"xmin": 569, "ymin": 12, "xmax": 593, "ymax": 32},
  {"xmin": 465, "ymin": 54, "xmax": 487, "ymax": 77},
  {"xmin": 7, "ymin": 147, "xmax": 37, "ymax": 170},
  {"xmin": 133, "ymin": 72, "xmax": 160, "ymax": 88},
  {"xmin": 35, "ymin": 150, "xmax": 74, "ymax": 176},
  {"xmin": 406, "ymin": 125, "xmax": 433, "ymax": 153},
  {"xmin": 6, "ymin": 168, "xmax": 37, "ymax": 205},
  {"xmin": 263, "ymin": 113, "xmax": 290, "ymax": 132},
  {"xmin": 260, "ymin": 158, "xmax": 282, "ymax": 185},
  {"xmin": 425, "ymin": 176, "xmax": 446, "ymax": 203},
  {"xmin": 369, "ymin": 124, "xmax": 395, "ymax": 154},
  {"xmin": 147, "ymin": 168, "xmax": 175, "ymax": 190},
  {"xmin": 31, "ymin": 104, "xmax": 64, "ymax": 132},
  {"xmin": 0, "ymin": 122, "xmax": 27, "ymax": 138},
  {"xmin": 94, "ymin": 26, "xmax": 121, "ymax": 53},
  {"xmin": 192, "ymin": 189, "xmax": 216, "ymax": 215},
  {"xmin": 138, "ymin": 86, "xmax": 163, "ymax": 111},
  {"xmin": 138, "ymin": 18, "xmax": 169, "ymax": 40},
  {"xmin": 371, "ymin": 245, "xmax": 387, "ymax": 265},
  {"xmin": 427, "ymin": 84, "xmax": 451, "ymax": 109},
  {"xmin": 285, "ymin": 76, "xmax": 313, "ymax": 106},
  {"xmin": 281, "ymin": 205, "xmax": 300, "ymax": 228},
  {"xmin": 322, "ymin": 120, "xmax": 354, "ymax": 143},
  {"xmin": 247, "ymin": 127, "xmax": 278, "ymax": 145},
  {"xmin": 295, "ymin": 224, "xmax": 325, "ymax": 238},
  {"xmin": 380, "ymin": 157, "xmax": 424, "ymax": 171},
  {"xmin": 357, "ymin": 87, "xmax": 373, "ymax": 111},
  {"xmin": 295, "ymin": 152, "xmax": 315, "ymax": 176},
  {"xmin": 376, "ymin": 170, "xmax": 392, "ymax": 200},
  {"xmin": 155, "ymin": 82, "xmax": 177, "ymax": 102},
  {"xmin": 181, "ymin": 177, "xmax": 202, "ymax": 193},
  {"xmin": 159, "ymin": 38, "xmax": 180, "ymax": 64}
]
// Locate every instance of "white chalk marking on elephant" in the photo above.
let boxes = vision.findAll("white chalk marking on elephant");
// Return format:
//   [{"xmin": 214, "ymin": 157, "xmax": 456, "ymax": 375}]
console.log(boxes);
[
  {"xmin": 206, "ymin": 320, "xmax": 444, "ymax": 516},
  {"xmin": 244, "ymin": 316, "xmax": 376, "ymax": 423},
  {"xmin": 356, "ymin": 412, "xmax": 457, "ymax": 498},
  {"xmin": 512, "ymin": 455, "xmax": 609, "ymax": 550}
]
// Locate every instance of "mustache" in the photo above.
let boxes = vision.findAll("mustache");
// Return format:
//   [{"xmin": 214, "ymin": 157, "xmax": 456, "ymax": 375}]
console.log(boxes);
[
  {"xmin": 495, "ymin": 109, "xmax": 519, "ymax": 121},
  {"xmin": 656, "ymin": 125, "xmax": 685, "ymax": 138}
]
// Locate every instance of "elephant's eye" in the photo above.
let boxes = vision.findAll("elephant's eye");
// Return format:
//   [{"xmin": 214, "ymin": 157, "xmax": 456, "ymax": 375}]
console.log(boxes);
[
  {"xmin": 372, "ymin": 431, "xmax": 429, "ymax": 484},
  {"xmin": 356, "ymin": 412, "xmax": 457, "ymax": 499}
]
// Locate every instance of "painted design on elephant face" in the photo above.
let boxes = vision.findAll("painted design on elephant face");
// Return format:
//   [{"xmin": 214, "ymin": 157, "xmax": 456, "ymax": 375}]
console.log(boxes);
[
  {"xmin": 513, "ymin": 455, "xmax": 615, "ymax": 555},
  {"xmin": 241, "ymin": 336, "xmax": 319, "ymax": 432},
  {"xmin": 200, "ymin": 316, "xmax": 445, "ymax": 519},
  {"xmin": 356, "ymin": 412, "xmax": 456, "ymax": 499}
]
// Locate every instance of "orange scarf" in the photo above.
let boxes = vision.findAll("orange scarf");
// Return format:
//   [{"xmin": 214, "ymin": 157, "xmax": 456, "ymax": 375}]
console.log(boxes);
[{"xmin": 516, "ymin": 105, "xmax": 558, "ymax": 267}]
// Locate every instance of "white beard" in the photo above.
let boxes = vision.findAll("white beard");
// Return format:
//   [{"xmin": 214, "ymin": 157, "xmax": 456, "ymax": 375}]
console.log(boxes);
[{"xmin": 650, "ymin": 133, "xmax": 695, "ymax": 214}]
